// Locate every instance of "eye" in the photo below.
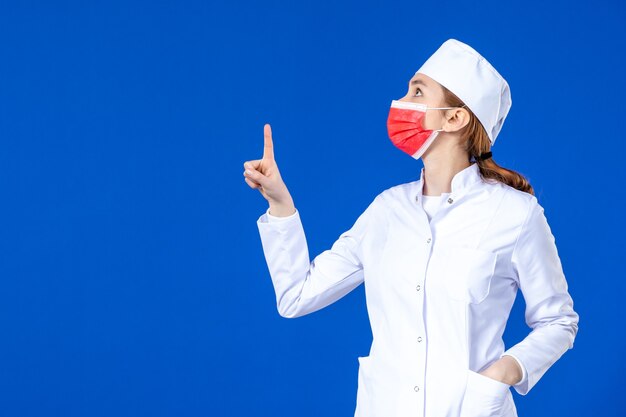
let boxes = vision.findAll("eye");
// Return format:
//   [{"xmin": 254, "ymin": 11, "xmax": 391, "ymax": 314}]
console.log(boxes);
[{"xmin": 413, "ymin": 88, "xmax": 423, "ymax": 97}]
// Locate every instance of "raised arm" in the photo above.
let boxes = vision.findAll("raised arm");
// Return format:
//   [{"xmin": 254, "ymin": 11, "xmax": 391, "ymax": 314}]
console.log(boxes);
[
  {"xmin": 244, "ymin": 123, "xmax": 379, "ymax": 318},
  {"xmin": 256, "ymin": 196, "xmax": 378, "ymax": 318}
]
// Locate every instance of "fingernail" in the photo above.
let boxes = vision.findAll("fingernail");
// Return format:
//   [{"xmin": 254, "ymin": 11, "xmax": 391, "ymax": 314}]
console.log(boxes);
[{"xmin": 245, "ymin": 170, "xmax": 251, "ymax": 175}]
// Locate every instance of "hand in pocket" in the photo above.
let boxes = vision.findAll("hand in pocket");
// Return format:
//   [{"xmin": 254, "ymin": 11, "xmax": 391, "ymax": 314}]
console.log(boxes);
[{"xmin": 459, "ymin": 369, "xmax": 510, "ymax": 417}]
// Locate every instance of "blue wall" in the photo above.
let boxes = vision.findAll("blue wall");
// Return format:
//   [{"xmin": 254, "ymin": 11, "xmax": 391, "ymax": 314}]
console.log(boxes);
[{"xmin": 0, "ymin": 0, "xmax": 623, "ymax": 415}]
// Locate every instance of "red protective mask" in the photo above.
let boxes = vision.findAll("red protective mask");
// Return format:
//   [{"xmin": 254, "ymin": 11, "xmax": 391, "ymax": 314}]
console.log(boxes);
[{"xmin": 386, "ymin": 100, "xmax": 460, "ymax": 160}]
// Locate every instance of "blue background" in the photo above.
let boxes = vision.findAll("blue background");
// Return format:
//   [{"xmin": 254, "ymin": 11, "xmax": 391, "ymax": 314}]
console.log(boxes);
[{"xmin": 0, "ymin": 0, "xmax": 623, "ymax": 416}]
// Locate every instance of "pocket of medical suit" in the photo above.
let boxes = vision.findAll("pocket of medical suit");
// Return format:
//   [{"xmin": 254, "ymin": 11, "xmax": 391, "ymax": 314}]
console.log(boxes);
[
  {"xmin": 356, "ymin": 355, "xmax": 395, "ymax": 416},
  {"xmin": 440, "ymin": 245, "xmax": 497, "ymax": 304},
  {"xmin": 460, "ymin": 369, "xmax": 510, "ymax": 417},
  {"xmin": 357, "ymin": 356, "xmax": 373, "ymax": 390},
  {"xmin": 356, "ymin": 356, "xmax": 376, "ymax": 412}
]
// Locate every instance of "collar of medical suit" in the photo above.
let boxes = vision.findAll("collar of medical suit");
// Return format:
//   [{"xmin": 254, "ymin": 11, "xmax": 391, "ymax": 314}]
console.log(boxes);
[{"xmin": 415, "ymin": 162, "xmax": 482, "ymax": 205}]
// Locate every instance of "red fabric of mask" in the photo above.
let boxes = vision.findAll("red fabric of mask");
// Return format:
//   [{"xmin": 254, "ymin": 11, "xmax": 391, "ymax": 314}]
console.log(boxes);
[{"xmin": 386, "ymin": 100, "xmax": 440, "ymax": 160}]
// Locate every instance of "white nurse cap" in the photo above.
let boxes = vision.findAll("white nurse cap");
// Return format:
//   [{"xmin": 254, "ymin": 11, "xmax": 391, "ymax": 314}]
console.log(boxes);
[{"xmin": 416, "ymin": 39, "xmax": 511, "ymax": 146}]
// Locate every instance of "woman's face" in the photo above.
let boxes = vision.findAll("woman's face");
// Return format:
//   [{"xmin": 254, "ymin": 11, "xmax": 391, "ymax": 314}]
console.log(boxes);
[{"xmin": 398, "ymin": 72, "xmax": 447, "ymax": 131}]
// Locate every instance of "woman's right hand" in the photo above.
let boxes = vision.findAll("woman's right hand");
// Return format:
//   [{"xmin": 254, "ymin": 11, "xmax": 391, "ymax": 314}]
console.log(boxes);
[{"xmin": 243, "ymin": 124, "xmax": 294, "ymax": 211}]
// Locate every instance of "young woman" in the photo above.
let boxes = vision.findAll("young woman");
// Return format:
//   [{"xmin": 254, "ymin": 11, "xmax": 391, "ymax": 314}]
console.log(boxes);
[{"xmin": 243, "ymin": 39, "xmax": 579, "ymax": 417}]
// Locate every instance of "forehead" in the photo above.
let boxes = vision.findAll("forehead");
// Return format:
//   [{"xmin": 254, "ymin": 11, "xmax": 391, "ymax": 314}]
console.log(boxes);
[{"xmin": 409, "ymin": 72, "xmax": 439, "ymax": 88}]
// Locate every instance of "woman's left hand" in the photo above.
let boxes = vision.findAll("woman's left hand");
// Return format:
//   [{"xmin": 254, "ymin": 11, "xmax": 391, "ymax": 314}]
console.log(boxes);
[{"xmin": 479, "ymin": 355, "xmax": 523, "ymax": 386}]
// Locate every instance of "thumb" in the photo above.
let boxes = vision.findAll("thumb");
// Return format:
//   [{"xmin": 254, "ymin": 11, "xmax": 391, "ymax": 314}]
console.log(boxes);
[
  {"xmin": 244, "ymin": 163, "xmax": 269, "ymax": 187},
  {"xmin": 246, "ymin": 159, "xmax": 263, "ymax": 170}
]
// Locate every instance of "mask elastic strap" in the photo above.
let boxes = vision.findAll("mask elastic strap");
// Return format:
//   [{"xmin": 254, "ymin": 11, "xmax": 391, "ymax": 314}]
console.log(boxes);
[
  {"xmin": 431, "ymin": 104, "xmax": 467, "ymax": 132},
  {"xmin": 427, "ymin": 104, "xmax": 468, "ymax": 110}
]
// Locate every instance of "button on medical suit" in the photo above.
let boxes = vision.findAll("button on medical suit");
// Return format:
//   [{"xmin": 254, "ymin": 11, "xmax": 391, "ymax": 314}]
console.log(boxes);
[{"xmin": 256, "ymin": 39, "xmax": 579, "ymax": 417}]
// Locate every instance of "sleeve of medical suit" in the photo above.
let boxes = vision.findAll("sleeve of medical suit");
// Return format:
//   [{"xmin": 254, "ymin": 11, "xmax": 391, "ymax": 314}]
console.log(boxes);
[
  {"xmin": 256, "ymin": 197, "xmax": 378, "ymax": 319},
  {"xmin": 500, "ymin": 198, "xmax": 580, "ymax": 396}
]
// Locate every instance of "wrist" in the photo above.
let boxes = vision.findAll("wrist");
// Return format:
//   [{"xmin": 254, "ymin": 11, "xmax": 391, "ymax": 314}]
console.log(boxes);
[
  {"xmin": 480, "ymin": 357, "xmax": 521, "ymax": 386},
  {"xmin": 500, "ymin": 356, "xmax": 523, "ymax": 385},
  {"xmin": 268, "ymin": 201, "xmax": 296, "ymax": 217}
]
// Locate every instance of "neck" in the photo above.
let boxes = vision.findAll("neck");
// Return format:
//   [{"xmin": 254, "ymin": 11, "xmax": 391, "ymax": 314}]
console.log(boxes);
[{"xmin": 422, "ymin": 157, "xmax": 472, "ymax": 196}]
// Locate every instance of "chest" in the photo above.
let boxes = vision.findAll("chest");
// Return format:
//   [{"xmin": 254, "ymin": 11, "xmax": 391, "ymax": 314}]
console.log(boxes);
[{"xmin": 361, "ymin": 187, "xmax": 519, "ymax": 305}]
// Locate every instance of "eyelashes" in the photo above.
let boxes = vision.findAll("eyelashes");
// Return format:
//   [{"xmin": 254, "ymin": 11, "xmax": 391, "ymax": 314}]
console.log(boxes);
[{"xmin": 413, "ymin": 88, "xmax": 423, "ymax": 97}]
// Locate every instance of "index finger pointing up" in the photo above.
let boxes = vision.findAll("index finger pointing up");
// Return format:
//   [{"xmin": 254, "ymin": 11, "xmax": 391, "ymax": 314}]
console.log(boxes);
[{"xmin": 263, "ymin": 123, "xmax": 274, "ymax": 161}]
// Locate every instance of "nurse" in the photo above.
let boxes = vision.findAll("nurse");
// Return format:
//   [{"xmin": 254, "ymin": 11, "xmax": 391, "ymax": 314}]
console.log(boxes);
[{"xmin": 244, "ymin": 39, "xmax": 579, "ymax": 417}]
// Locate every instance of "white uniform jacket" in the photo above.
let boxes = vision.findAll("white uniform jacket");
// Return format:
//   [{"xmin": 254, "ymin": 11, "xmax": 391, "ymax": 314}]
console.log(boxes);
[{"xmin": 256, "ymin": 162, "xmax": 579, "ymax": 417}]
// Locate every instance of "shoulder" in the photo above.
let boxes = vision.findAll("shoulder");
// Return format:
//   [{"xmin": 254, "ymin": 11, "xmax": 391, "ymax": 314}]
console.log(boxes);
[
  {"xmin": 375, "ymin": 180, "xmax": 420, "ymax": 208},
  {"xmin": 492, "ymin": 180, "xmax": 541, "ymax": 228}
]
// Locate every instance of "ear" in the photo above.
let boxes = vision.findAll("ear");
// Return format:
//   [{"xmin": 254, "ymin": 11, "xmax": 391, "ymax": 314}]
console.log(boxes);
[{"xmin": 441, "ymin": 108, "xmax": 470, "ymax": 133}]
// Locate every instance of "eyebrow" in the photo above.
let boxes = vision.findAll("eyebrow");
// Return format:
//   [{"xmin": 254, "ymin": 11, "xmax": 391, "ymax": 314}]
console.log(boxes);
[{"xmin": 410, "ymin": 79, "xmax": 428, "ymax": 87}]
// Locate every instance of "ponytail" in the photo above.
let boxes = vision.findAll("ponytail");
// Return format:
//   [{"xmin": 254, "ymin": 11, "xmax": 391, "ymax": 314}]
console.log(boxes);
[{"xmin": 441, "ymin": 87, "xmax": 534, "ymax": 196}]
